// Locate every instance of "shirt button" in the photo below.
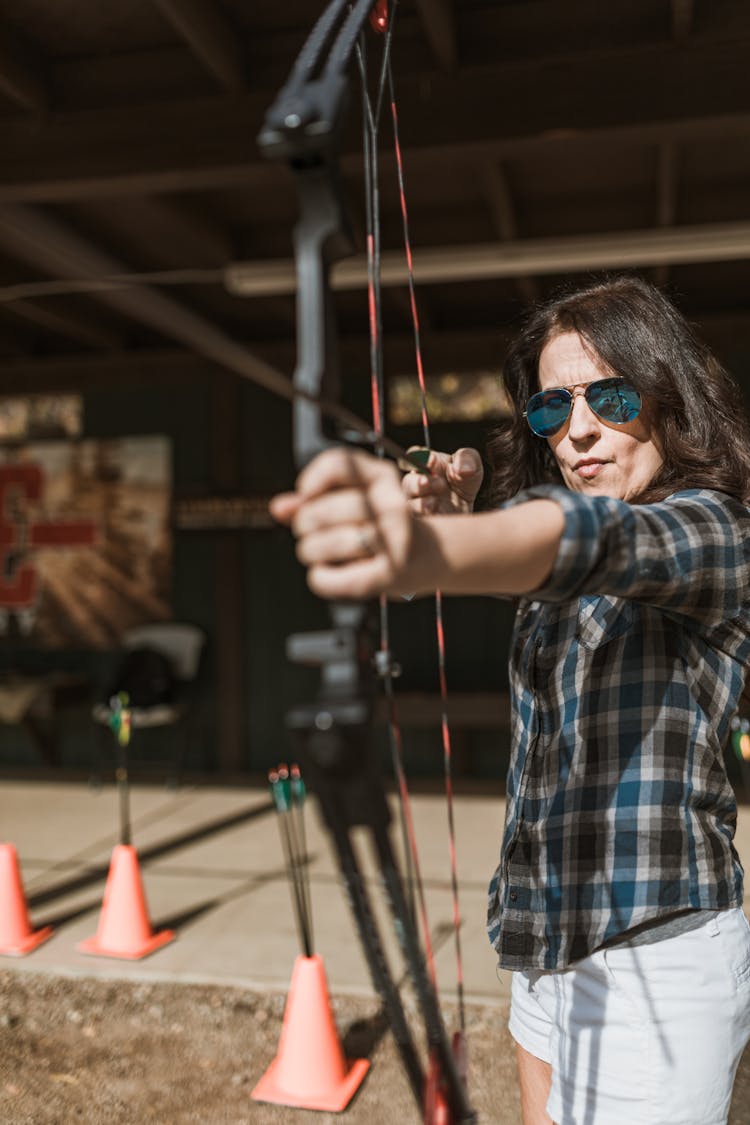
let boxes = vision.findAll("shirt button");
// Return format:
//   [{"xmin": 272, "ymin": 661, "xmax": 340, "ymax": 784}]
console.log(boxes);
[{"xmin": 509, "ymin": 889, "xmax": 518, "ymax": 902}]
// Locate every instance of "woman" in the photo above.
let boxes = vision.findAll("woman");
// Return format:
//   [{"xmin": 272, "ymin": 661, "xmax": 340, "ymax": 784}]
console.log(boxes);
[{"xmin": 271, "ymin": 276, "xmax": 750, "ymax": 1123}]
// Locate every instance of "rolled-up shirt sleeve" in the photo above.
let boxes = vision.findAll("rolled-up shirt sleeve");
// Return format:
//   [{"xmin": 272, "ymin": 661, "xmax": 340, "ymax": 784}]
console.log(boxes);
[{"xmin": 508, "ymin": 485, "xmax": 750, "ymax": 625}]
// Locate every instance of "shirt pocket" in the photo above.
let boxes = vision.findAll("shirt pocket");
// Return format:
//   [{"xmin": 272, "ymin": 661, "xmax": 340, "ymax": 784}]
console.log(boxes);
[{"xmin": 576, "ymin": 595, "xmax": 634, "ymax": 650}]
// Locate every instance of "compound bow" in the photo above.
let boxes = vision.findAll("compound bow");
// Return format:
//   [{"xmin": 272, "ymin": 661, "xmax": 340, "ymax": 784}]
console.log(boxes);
[{"xmin": 258, "ymin": 2, "xmax": 475, "ymax": 1122}]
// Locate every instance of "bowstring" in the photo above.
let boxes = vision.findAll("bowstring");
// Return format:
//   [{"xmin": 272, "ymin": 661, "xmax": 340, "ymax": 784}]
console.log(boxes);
[
  {"xmin": 357, "ymin": 4, "xmax": 467, "ymax": 1041},
  {"xmin": 386, "ymin": 45, "xmax": 467, "ymax": 1039},
  {"xmin": 355, "ymin": 5, "xmax": 443, "ymax": 995}
]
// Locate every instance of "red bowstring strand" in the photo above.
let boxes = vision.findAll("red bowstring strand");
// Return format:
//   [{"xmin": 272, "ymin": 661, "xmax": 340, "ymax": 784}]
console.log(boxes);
[
  {"xmin": 364, "ymin": 9, "xmax": 472, "ymax": 1119},
  {"xmin": 359, "ymin": 11, "xmax": 442, "ymax": 988},
  {"xmin": 362, "ymin": 78, "xmax": 420, "ymax": 925},
  {"xmin": 388, "ymin": 59, "xmax": 467, "ymax": 1038},
  {"xmin": 367, "ymin": 231, "xmax": 384, "ymax": 430}
]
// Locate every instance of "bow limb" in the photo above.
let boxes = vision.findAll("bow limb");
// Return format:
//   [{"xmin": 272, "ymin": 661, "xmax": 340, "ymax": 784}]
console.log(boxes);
[{"xmin": 258, "ymin": 4, "xmax": 475, "ymax": 1122}]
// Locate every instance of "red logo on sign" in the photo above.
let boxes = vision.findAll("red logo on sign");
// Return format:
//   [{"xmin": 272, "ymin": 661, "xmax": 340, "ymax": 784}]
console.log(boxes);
[{"xmin": 0, "ymin": 463, "xmax": 98, "ymax": 610}]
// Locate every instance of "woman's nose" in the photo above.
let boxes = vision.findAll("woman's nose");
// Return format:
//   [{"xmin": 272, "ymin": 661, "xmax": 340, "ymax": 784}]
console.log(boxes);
[{"xmin": 566, "ymin": 389, "xmax": 600, "ymax": 440}]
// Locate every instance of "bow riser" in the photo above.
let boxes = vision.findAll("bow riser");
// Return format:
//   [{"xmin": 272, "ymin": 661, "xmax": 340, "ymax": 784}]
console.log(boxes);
[{"xmin": 292, "ymin": 163, "xmax": 353, "ymax": 465}]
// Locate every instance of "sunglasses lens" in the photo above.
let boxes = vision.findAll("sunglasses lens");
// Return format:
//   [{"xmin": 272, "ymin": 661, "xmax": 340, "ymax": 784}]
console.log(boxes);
[
  {"xmin": 525, "ymin": 388, "xmax": 572, "ymax": 437},
  {"xmin": 587, "ymin": 378, "xmax": 641, "ymax": 424},
  {"xmin": 525, "ymin": 378, "xmax": 642, "ymax": 437}
]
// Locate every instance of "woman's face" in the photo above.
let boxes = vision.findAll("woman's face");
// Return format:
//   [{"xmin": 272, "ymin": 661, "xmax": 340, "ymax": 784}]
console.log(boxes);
[{"xmin": 537, "ymin": 331, "xmax": 663, "ymax": 502}]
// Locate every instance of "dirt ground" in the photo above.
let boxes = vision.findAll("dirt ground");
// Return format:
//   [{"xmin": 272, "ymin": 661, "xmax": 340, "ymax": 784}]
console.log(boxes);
[{"xmin": 1, "ymin": 971, "xmax": 750, "ymax": 1125}]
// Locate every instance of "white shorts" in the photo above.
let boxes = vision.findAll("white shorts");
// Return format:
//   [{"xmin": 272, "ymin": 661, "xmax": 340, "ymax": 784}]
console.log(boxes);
[{"xmin": 508, "ymin": 907, "xmax": 750, "ymax": 1125}]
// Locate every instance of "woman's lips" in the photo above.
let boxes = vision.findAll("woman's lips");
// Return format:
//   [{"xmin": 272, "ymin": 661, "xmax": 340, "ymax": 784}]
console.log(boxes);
[{"xmin": 574, "ymin": 459, "xmax": 607, "ymax": 479}]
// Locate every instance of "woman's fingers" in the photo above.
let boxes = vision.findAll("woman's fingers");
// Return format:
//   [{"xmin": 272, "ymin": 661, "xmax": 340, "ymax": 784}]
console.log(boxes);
[
  {"xmin": 402, "ymin": 471, "xmax": 440, "ymax": 500},
  {"xmin": 402, "ymin": 469, "xmax": 451, "ymax": 517},
  {"xmin": 401, "ymin": 446, "xmax": 484, "ymax": 514},
  {"xmin": 296, "ymin": 519, "xmax": 380, "ymax": 566},
  {"xmin": 295, "ymin": 445, "xmax": 394, "ymax": 501},
  {"xmin": 268, "ymin": 490, "xmax": 301, "ymax": 525},
  {"xmin": 445, "ymin": 447, "xmax": 484, "ymax": 506},
  {"xmin": 291, "ymin": 485, "xmax": 375, "ymax": 539},
  {"xmin": 269, "ymin": 447, "xmax": 416, "ymax": 600},
  {"xmin": 307, "ymin": 550, "xmax": 397, "ymax": 601}
]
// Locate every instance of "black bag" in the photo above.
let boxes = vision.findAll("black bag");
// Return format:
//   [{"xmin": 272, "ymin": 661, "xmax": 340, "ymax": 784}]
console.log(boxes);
[{"xmin": 106, "ymin": 646, "xmax": 176, "ymax": 709}]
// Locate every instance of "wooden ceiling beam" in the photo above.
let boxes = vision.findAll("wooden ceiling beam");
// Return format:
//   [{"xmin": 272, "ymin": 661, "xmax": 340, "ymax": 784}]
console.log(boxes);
[
  {"xmin": 653, "ymin": 140, "xmax": 679, "ymax": 286},
  {"xmin": 226, "ymin": 220, "xmax": 750, "ymax": 293},
  {"xmin": 0, "ymin": 348, "xmax": 213, "ymax": 393},
  {"xmin": 5, "ymin": 309, "xmax": 750, "ymax": 397},
  {"xmin": 413, "ymin": 0, "xmax": 458, "ymax": 70},
  {"xmin": 386, "ymin": 38, "xmax": 750, "ymax": 150},
  {"xmin": 484, "ymin": 162, "xmax": 538, "ymax": 304},
  {"xmin": 0, "ymin": 109, "xmax": 744, "ymax": 206},
  {"xmin": 0, "ymin": 37, "xmax": 747, "ymax": 201},
  {"xmin": 656, "ymin": 141, "xmax": 679, "ymax": 229},
  {"xmin": 149, "ymin": 0, "xmax": 246, "ymax": 91},
  {"xmin": 77, "ymin": 196, "xmax": 231, "ymax": 269},
  {"xmin": 672, "ymin": 0, "xmax": 695, "ymax": 41},
  {"xmin": 0, "ymin": 202, "xmax": 292, "ymax": 403},
  {"xmin": 0, "ymin": 21, "xmax": 47, "ymax": 113},
  {"xmin": 6, "ymin": 300, "xmax": 123, "ymax": 351},
  {"xmin": 0, "ymin": 331, "xmax": 511, "ymax": 393},
  {"xmin": 124, "ymin": 196, "xmax": 231, "ymax": 266}
]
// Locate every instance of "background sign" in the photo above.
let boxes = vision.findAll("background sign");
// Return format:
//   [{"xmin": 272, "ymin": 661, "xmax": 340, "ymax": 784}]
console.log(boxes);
[{"xmin": 0, "ymin": 437, "xmax": 171, "ymax": 648}]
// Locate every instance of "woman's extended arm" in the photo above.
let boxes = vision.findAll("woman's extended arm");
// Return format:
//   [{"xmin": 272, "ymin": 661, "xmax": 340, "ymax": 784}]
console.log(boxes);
[{"xmin": 269, "ymin": 447, "xmax": 564, "ymax": 601}]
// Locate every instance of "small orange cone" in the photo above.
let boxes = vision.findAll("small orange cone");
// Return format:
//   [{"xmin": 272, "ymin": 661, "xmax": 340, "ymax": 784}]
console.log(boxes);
[
  {"xmin": 0, "ymin": 842, "xmax": 53, "ymax": 956},
  {"xmin": 77, "ymin": 844, "xmax": 174, "ymax": 959},
  {"xmin": 252, "ymin": 953, "xmax": 369, "ymax": 1111}
]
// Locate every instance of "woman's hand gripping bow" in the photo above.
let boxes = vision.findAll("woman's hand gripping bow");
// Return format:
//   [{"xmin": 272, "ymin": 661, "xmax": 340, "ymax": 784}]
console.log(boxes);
[{"xmin": 270, "ymin": 445, "xmax": 561, "ymax": 601}]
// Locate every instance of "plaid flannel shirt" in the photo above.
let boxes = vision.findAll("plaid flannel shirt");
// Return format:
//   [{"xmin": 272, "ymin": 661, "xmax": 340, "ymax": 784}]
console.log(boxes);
[{"xmin": 487, "ymin": 486, "xmax": 750, "ymax": 971}]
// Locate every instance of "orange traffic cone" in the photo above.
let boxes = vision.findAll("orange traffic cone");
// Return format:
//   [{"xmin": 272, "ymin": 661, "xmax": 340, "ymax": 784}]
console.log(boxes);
[
  {"xmin": 252, "ymin": 953, "xmax": 370, "ymax": 1111},
  {"xmin": 77, "ymin": 844, "xmax": 174, "ymax": 959},
  {"xmin": 0, "ymin": 842, "xmax": 53, "ymax": 956}
]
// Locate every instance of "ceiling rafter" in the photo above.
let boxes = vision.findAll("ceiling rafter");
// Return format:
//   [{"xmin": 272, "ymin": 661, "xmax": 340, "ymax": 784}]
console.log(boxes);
[
  {"xmin": 0, "ymin": 19, "xmax": 47, "ymax": 113},
  {"xmin": 6, "ymin": 299, "xmax": 122, "ymax": 351},
  {"xmin": 672, "ymin": 0, "xmax": 694, "ymax": 41},
  {"xmin": 0, "ymin": 331, "xmax": 514, "ymax": 393},
  {"xmin": 413, "ymin": 0, "xmax": 458, "ymax": 70},
  {"xmin": 81, "ymin": 196, "xmax": 232, "ymax": 269},
  {"xmin": 0, "ymin": 3, "xmax": 747, "ymax": 410},
  {"xmin": 0, "ymin": 348, "xmax": 212, "ymax": 393},
  {"xmin": 6, "ymin": 305, "xmax": 750, "ymax": 396},
  {"xmin": 484, "ymin": 162, "xmax": 538, "ymax": 304},
  {"xmin": 0, "ymin": 202, "xmax": 291, "ymax": 402},
  {"xmin": 0, "ymin": 34, "xmax": 746, "ymax": 202},
  {"xmin": 149, "ymin": 0, "xmax": 247, "ymax": 91},
  {"xmin": 226, "ymin": 221, "xmax": 750, "ymax": 294},
  {"xmin": 131, "ymin": 197, "xmax": 231, "ymax": 267},
  {"xmin": 653, "ymin": 140, "xmax": 680, "ymax": 286}
]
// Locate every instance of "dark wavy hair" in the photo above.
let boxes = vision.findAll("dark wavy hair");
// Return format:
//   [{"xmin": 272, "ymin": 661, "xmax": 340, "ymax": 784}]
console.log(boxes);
[{"xmin": 487, "ymin": 275, "xmax": 750, "ymax": 506}]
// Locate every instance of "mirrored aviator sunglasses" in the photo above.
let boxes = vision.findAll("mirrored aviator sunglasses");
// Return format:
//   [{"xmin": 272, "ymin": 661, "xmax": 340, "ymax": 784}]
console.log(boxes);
[{"xmin": 523, "ymin": 377, "xmax": 642, "ymax": 438}]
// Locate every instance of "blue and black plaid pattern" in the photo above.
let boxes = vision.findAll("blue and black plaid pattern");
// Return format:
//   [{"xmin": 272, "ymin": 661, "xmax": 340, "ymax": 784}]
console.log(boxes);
[{"xmin": 487, "ymin": 486, "xmax": 750, "ymax": 970}]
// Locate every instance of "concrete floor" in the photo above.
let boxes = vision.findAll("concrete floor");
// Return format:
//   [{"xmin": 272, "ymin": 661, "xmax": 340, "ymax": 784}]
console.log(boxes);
[
  {"xmin": 0, "ymin": 777, "xmax": 508, "ymax": 1003},
  {"xmin": 3, "ymin": 775, "xmax": 750, "ymax": 1007}
]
